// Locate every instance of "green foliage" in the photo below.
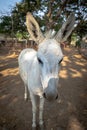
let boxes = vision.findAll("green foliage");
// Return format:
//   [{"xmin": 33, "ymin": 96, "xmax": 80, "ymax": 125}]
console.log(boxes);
[
  {"xmin": 76, "ymin": 20, "xmax": 87, "ymax": 38},
  {"xmin": 76, "ymin": 39, "xmax": 81, "ymax": 48},
  {"xmin": 16, "ymin": 31, "xmax": 29, "ymax": 39},
  {"xmin": 71, "ymin": 33, "xmax": 81, "ymax": 47},
  {"xmin": 0, "ymin": 0, "xmax": 87, "ymax": 39},
  {"xmin": 0, "ymin": 16, "xmax": 12, "ymax": 35},
  {"xmin": 16, "ymin": 32, "xmax": 23, "ymax": 40},
  {"xmin": 71, "ymin": 33, "xmax": 77, "ymax": 41}
]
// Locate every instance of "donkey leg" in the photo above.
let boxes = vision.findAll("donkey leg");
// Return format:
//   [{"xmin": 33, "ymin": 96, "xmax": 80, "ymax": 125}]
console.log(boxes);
[
  {"xmin": 30, "ymin": 92, "xmax": 37, "ymax": 128},
  {"xmin": 39, "ymin": 97, "xmax": 44, "ymax": 127},
  {"xmin": 24, "ymin": 84, "xmax": 28, "ymax": 101}
]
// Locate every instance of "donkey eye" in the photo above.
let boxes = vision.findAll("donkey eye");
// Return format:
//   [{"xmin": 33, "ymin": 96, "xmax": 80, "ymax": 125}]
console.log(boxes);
[
  {"xmin": 38, "ymin": 58, "xmax": 43, "ymax": 65},
  {"xmin": 59, "ymin": 58, "xmax": 63, "ymax": 64}
]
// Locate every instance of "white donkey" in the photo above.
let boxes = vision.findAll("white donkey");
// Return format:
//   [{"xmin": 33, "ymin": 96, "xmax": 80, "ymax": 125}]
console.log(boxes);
[{"xmin": 18, "ymin": 12, "xmax": 75, "ymax": 129}]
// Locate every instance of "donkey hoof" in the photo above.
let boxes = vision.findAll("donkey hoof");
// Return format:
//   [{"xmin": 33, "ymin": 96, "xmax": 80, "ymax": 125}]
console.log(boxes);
[
  {"xmin": 39, "ymin": 124, "xmax": 45, "ymax": 130},
  {"xmin": 32, "ymin": 127, "xmax": 36, "ymax": 130},
  {"xmin": 24, "ymin": 97, "xmax": 28, "ymax": 101}
]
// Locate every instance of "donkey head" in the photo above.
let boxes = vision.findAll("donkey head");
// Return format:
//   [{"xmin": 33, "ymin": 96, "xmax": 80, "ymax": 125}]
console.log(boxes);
[{"xmin": 26, "ymin": 12, "xmax": 75, "ymax": 101}]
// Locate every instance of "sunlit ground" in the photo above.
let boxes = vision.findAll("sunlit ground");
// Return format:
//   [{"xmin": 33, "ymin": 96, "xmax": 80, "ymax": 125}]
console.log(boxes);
[
  {"xmin": 60, "ymin": 50, "xmax": 87, "ymax": 79},
  {"xmin": 0, "ymin": 48, "xmax": 87, "ymax": 130},
  {"xmin": 0, "ymin": 53, "xmax": 18, "ymax": 76},
  {"xmin": 1, "ymin": 68, "xmax": 18, "ymax": 76}
]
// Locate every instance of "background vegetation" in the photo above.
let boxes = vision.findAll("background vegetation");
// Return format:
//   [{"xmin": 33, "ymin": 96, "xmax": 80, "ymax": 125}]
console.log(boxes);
[{"xmin": 0, "ymin": 0, "xmax": 87, "ymax": 41}]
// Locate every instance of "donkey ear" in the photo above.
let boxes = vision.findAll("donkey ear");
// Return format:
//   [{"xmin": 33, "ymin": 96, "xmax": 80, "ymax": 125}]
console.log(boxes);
[
  {"xmin": 26, "ymin": 12, "xmax": 44, "ymax": 44},
  {"xmin": 55, "ymin": 13, "xmax": 75, "ymax": 43}
]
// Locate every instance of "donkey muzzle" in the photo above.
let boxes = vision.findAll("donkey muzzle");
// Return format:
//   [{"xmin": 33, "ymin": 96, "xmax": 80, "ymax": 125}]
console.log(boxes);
[{"xmin": 43, "ymin": 78, "xmax": 58, "ymax": 101}]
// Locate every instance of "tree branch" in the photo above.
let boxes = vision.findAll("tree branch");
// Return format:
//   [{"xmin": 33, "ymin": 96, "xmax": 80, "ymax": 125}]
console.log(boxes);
[
  {"xmin": 46, "ymin": 0, "xmax": 69, "ymax": 30},
  {"xmin": 45, "ymin": 0, "xmax": 55, "ymax": 30}
]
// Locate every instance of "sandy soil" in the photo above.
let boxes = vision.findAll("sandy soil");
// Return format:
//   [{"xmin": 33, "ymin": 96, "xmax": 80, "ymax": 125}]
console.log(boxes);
[{"xmin": 0, "ymin": 47, "xmax": 87, "ymax": 130}]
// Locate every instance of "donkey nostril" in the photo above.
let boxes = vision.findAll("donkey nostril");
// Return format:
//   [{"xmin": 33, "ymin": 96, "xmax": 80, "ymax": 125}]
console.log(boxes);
[
  {"xmin": 43, "ymin": 93, "xmax": 46, "ymax": 98},
  {"xmin": 55, "ymin": 94, "xmax": 58, "ymax": 100}
]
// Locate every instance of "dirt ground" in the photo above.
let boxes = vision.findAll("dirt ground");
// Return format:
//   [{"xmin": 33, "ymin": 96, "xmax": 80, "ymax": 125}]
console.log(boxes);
[{"xmin": 0, "ymin": 47, "xmax": 87, "ymax": 130}]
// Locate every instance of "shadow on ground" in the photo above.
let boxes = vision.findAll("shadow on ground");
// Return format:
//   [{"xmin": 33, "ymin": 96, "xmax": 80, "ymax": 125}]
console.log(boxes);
[{"xmin": 0, "ymin": 48, "xmax": 87, "ymax": 130}]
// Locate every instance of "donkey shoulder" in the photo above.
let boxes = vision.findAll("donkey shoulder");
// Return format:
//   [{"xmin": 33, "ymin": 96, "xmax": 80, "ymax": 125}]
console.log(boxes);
[{"xmin": 18, "ymin": 48, "xmax": 37, "ymax": 63}]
